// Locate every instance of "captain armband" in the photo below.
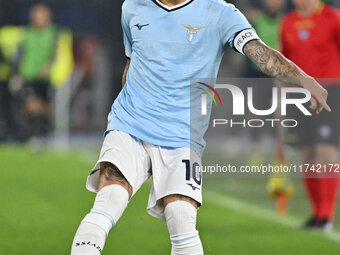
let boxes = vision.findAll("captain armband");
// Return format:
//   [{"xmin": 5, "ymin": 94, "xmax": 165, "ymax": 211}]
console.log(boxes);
[{"xmin": 233, "ymin": 29, "xmax": 261, "ymax": 55}]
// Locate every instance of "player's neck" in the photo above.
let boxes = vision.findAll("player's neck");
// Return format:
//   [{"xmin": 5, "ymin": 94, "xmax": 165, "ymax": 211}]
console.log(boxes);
[
  {"xmin": 158, "ymin": 0, "xmax": 189, "ymax": 7},
  {"xmin": 297, "ymin": 1, "xmax": 321, "ymax": 17}
]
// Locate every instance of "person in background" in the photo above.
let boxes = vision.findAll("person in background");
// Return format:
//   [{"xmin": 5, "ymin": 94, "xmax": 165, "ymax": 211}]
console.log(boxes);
[
  {"xmin": 0, "ymin": 25, "xmax": 22, "ymax": 141},
  {"xmin": 246, "ymin": 0, "xmax": 286, "ymax": 77},
  {"xmin": 281, "ymin": 0, "xmax": 340, "ymax": 231},
  {"xmin": 19, "ymin": 2, "xmax": 57, "ymax": 145}
]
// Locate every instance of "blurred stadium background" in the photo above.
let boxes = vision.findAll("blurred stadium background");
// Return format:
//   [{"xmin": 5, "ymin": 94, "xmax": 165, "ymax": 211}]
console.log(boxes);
[{"xmin": 1, "ymin": 0, "xmax": 340, "ymax": 254}]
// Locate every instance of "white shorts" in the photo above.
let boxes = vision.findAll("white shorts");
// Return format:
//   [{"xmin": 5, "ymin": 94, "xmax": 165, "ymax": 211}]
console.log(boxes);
[{"xmin": 86, "ymin": 130, "xmax": 203, "ymax": 221}]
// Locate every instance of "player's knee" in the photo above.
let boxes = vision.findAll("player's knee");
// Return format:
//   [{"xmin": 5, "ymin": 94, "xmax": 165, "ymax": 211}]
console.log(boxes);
[
  {"xmin": 163, "ymin": 195, "xmax": 200, "ymax": 235},
  {"xmin": 164, "ymin": 200, "xmax": 203, "ymax": 254},
  {"xmin": 72, "ymin": 184, "xmax": 130, "ymax": 254},
  {"xmin": 164, "ymin": 200, "xmax": 198, "ymax": 237},
  {"xmin": 99, "ymin": 162, "xmax": 132, "ymax": 198},
  {"xmin": 163, "ymin": 194, "xmax": 199, "ymax": 209},
  {"xmin": 83, "ymin": 184, "xmax": 130, "ymax": 235}
]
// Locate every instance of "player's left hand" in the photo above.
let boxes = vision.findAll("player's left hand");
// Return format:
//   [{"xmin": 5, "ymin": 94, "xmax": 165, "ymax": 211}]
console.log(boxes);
[{"xmin": 302, "ymin": 78, "xmax": 331, "ymax": 114}]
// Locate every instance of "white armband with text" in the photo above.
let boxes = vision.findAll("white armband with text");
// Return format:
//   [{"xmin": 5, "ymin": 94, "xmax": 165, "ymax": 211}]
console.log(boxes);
[{"xmin": 233, "ymin": 29, "xmax": 261, "ymax": 55}]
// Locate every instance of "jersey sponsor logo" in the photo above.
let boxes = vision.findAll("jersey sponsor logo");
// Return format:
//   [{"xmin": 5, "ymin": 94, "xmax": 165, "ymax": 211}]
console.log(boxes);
[
  {"xmin": 134, "ymin": 23, "xmax": 149, "ymax": 30},
  {"xmin": 294, "ymin": 20, "xmax": 315, "ymax": 30},
  {"xmin": 182, "ymin": 24, "xmax": 205, "ymax": 42}
]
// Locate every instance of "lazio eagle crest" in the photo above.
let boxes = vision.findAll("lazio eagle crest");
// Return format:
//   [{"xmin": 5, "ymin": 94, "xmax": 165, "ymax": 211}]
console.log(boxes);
[{"xmin": 182, "ymin": 24, "xmax": 205, "ymax": 42}]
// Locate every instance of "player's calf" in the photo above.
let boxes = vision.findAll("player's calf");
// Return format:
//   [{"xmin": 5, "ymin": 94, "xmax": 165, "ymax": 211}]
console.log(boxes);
[
  {"xmin": 71, "ymin": 162, "xmax": 131, "ymax": 255},
  {"xmin": 164, "ymin": 195, "xmax": 203, "ymax": 255}
]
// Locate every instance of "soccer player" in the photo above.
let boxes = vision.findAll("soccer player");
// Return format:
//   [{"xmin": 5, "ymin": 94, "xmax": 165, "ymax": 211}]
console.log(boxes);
[
  {"xmin": 71, "ymin": 0, "xmax": 330, "ymax": 254},
  {"xmin": 0, "ymin": 25, "xmax": 22, "ymax": 141},
  {"xmin": 281, "ymin": 0, "xmax": 340, "ymax": 231},
  {"xmin": 20, "ymin": 3, "xmax": 57, "ymax": 143}
]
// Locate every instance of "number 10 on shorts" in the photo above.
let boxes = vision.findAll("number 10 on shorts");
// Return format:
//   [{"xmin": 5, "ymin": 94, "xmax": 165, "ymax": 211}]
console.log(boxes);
[{"xmin": 182, "ymin": 160, "xmax": 202, "ymax": 186}]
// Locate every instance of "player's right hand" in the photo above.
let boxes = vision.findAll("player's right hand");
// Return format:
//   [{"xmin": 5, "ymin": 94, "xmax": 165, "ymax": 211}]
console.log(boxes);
[{"xmin": 303, "ymin": 78, "xmax": 331, "ymax": 114}]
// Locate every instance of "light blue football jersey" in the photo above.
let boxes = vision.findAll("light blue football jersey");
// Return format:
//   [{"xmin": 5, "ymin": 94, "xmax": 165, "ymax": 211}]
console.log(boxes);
[{"xmin": 107, "ymin": 0, "xmax": 257, "ymax": 156}]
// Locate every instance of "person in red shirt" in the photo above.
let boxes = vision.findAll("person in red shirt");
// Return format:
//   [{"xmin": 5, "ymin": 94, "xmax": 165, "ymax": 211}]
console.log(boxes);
[{"xmin": 281, "ymin": 0, "xmax": 340, "ymax": 231}]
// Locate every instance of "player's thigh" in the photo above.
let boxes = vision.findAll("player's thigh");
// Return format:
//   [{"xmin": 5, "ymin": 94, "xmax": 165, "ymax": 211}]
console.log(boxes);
[
  {"xmin": 86, "ymin": 130, "xmax": 151, "ymax": 198},
  {"xmin": 98, "ymin": 161, "xmax": 133, "ymax": 198},
  {"xmin": 146, "ymin": 145, "xmax": 202, "ymax": 219}
]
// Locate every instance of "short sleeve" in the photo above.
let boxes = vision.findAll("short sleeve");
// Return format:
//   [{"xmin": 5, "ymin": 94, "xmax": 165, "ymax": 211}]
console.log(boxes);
[
  {"xmin": 121, "ymin": 4, "xmax": 132, "ymax": 58},
  {"xmin": 218, "ymin": 4, "xmax": 260, "ymax": 54}
]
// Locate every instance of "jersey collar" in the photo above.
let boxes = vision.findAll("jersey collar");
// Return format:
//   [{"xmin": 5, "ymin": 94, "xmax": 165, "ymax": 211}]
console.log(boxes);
[
  {"xmin": 296, "ymin": 2, "xmax": 324, "ymax": 18},
  {"xmin": 315, "ymin": 2, "xmax": 324, "ymax": 14},
  {"xmin": 152, "ymin": 0, "xmax": 194, "ymax": 12}
]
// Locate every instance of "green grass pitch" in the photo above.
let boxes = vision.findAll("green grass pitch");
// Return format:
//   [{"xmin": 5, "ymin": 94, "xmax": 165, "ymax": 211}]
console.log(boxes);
[{"xmin": 1, "ymin": 145, "xmax": 340, "ymax": 254}]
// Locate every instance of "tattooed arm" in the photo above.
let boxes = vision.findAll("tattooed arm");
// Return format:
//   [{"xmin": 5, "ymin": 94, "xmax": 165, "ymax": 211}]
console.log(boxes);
[
  {"xmin": 122, "ymin": 58, "xmax": 130, "ymax": 88},
  {"xmin": 244, "ymin": 40, "xmax": 331, "ymax": 114}
]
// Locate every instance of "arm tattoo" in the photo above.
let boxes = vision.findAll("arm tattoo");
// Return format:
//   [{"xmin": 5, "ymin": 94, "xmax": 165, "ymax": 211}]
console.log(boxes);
[
  {"xmin": 122, "ymin": 59, "xmax": 130, "ymax": 88},
  {"xmin": 244, "ymin": 40, "xmax": 309, "ymax": 86}
]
